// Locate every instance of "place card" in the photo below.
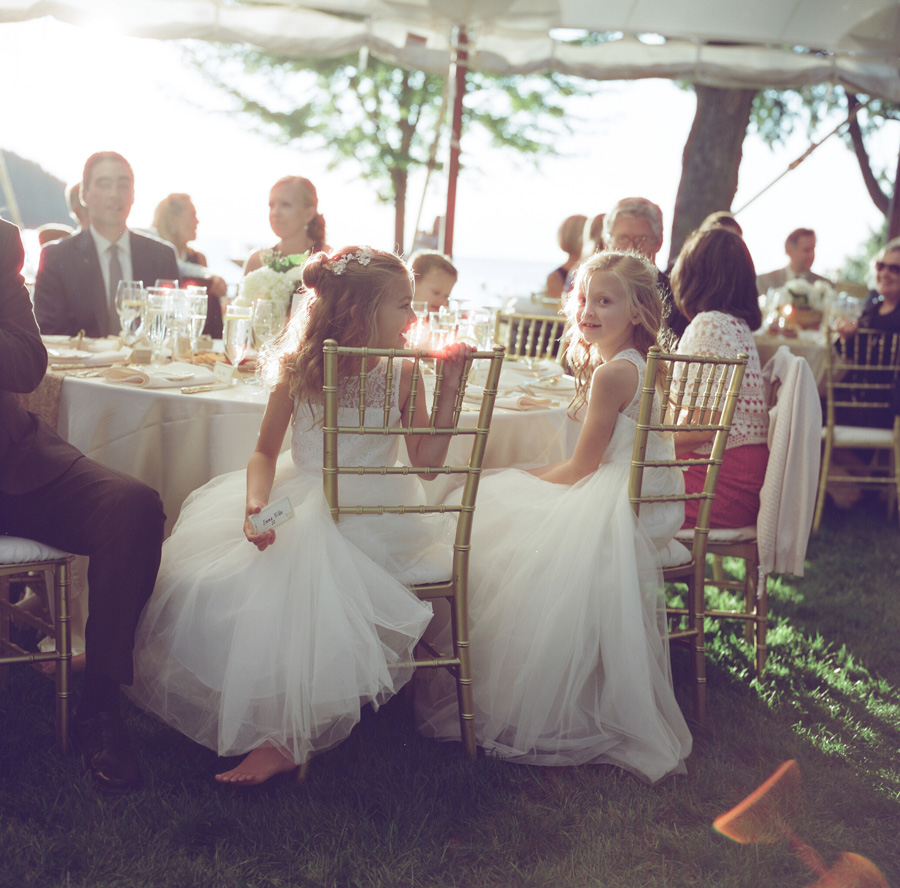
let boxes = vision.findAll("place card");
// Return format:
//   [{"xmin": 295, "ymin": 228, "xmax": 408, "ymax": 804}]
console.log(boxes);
[
  {"xmin": 248, "ymin": 496, "xmax": 294, "ymax": 534},
  {"xmin": 213, "ymin": 362, "xmax": 236, "ymax": 384}
]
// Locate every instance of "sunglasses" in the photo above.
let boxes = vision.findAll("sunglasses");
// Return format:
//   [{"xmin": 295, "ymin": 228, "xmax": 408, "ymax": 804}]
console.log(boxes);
[{"xmin": 876, "ymin": 261, "xmax": 900, "ymax": 275}]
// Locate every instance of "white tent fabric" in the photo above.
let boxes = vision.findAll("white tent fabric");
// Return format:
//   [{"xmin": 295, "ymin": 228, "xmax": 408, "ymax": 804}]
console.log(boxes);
[{"xmin": 1, "ymin": 0, "xmax": 900, "ymax": 99}]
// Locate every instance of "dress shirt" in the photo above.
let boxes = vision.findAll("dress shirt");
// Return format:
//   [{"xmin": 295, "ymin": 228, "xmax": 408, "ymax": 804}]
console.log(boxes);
[{"xmin": 89, "ymin": 227, "xmax": 134, "ymax": 296}]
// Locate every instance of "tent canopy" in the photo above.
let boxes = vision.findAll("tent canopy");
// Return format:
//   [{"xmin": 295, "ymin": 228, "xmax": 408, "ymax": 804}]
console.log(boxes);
[{"xmin": 2, "ymin": 0, "xmax": 900, "ymax": 100}]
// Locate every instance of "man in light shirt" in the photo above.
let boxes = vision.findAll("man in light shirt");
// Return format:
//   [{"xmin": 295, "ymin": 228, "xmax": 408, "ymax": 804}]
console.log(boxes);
[
  {"xmin": 34, "ymin": 152, "xmax": 178, "ymax": 337},
  {"xmin": 756, "ymin": 228, "xmax": 831, "ymax": 294}
]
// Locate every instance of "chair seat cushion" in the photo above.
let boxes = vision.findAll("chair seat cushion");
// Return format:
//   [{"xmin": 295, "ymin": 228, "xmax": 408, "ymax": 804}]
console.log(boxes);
[
  {"xmin": 404, "ymin": 542, "xmax": 454, "ymax": 585},
  {"xmin": 0, "ymin": 535, "xmax": 71, "ymax": 565},
  {"xmin": 832, "ymin": 425, "xmax": 896, "ymax": 447},
  {"xmin": 676, "ymin": 525, "xmax": 758, "ymax": 544},
  {"xmin": 657, "ymin": 538, "xmax": 692, "ymax": 568}
]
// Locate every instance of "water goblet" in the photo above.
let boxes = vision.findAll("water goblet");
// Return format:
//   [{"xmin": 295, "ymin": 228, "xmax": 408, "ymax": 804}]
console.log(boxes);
[
  {"xmin": 154, "ymin": 279, "xmax": 179, "ymax": 289},
  {"xmin": 185, "ymin": 286, "xmax": 209, "ymax": 357},
  {"xmin": 224, "ymin": 305, "xmax": 253, "ymax": 376},
  {"xmin": 251, "ymin": 300, "xmax": 283, "ymax": 349},
  {"xmin": 115, "ymin": 280, "xmax": 145, "ymax": 345},
  {"xmin": 145, "ymin": 288, "xmax": 174, "ymax": 366}
]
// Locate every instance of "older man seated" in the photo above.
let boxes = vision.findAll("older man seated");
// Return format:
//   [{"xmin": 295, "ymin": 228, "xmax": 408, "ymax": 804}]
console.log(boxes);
[
  {"xmin": 756, "ymin": 227, "xmax": 831, "ymax": 294},
  {"xmin": 34, "ymin": 152, "xmax": 179, "ymax": 338},
  {"xmin": 603, "ymin": 197, "xmax": 688, "ymax": 340}
]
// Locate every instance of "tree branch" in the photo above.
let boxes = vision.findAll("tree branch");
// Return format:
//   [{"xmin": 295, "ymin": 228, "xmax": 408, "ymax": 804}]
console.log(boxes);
[{"xmin": 847, "ymin": 93, "xmax": 890, "ymax": 215}]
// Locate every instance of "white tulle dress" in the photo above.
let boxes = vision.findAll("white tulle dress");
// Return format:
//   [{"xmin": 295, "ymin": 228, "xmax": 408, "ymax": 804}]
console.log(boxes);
[
  {"xmin": 129, "ymin": 359, "xmax": 449, "ymax": 764},
  {"xmin": 415, "ymin": 349, "xmax": 693, "ymax": 783}
]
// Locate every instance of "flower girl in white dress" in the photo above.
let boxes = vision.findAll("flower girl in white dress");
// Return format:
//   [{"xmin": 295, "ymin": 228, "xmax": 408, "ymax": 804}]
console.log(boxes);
[
  {"xmin": 416, "ymin": 251, "xmax": 693, "ymax": 783},
  {"xmin": 130, "ymin": 247, "xmax": 472, "ymax": 785}
]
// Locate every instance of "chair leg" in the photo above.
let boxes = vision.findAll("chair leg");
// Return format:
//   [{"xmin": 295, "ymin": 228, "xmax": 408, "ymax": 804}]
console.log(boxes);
[
  {"xmin": 688, "ymin": 574, "xmax": 707, "ymax": 725},
  {"xmin": 0, "ymin": 576, "xmax": 9, "ymax": 689},
  {"xmin": 813, "ymin": 435, "xmax": 832, "ymax": 532},
  {"xmin": 450, "ymin": 588, "xmax": 477, "ymax": 761},
  {"xmin": 53, "ymin": 561, "xmax": 72, "ymax": 752}
]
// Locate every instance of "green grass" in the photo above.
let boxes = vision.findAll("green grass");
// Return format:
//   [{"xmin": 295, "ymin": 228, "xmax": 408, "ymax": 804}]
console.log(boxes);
[{"xmin": 2, "ymin": 495, "xmax": 899, "ymax": 888}]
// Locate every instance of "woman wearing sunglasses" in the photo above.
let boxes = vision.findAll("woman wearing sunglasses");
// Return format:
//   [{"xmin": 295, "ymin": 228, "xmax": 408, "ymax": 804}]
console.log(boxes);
[{"xmin": 860, "ymin": 239, "xmax": 900, "ymax": 332}]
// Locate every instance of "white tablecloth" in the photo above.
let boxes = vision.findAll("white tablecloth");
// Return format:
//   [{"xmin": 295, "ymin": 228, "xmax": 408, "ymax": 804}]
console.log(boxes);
[
  {"xmin": 55, "ymin": 360, "xmax": 572, "ymax": 535},
  {"xmin": 753, "ymin": 329, "xmax": 827, "ymax": 389}
]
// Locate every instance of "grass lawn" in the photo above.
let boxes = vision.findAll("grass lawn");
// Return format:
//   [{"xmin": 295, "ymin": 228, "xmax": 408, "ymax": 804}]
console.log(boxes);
[{"xmin": 2, "ymin": 495, "xmax": 898, "ymax": 888}]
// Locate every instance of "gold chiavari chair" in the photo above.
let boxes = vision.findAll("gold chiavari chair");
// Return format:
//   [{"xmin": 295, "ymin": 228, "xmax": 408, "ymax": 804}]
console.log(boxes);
[
  {"xmin": 322, "ymin": 340, "xmax": 506, "ymax": 760},
  {"xmin": 629, "ymin": 346, "xmax": 747, "ymax": 724},
  {"xmin": 493, "ymin": 311, "xmax": 566, "ymax": 361},
  {"xmin": 0, "ymin": 537, "xmax": 75, "ymax": 750},
  {"xmin": 814, "ymin": 328, "xmax": 900, "ymax": 530}
]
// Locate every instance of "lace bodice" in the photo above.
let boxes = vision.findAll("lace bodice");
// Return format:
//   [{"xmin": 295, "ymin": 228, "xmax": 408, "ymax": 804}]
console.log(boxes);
[
  {"xmin": 675, "ymin": 311, "xmax": 768, "ymax": 452},
  {"xmin": 291, "ymin": 358, "xmax": 404, "ymax": 472},
  {"xmin": 611, "ymin": 348, "xmax": 658, "ymax": 423}
]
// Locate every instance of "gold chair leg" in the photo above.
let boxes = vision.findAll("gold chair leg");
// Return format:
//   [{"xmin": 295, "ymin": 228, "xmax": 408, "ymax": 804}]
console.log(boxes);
[
  {"xmin": 54, "ymin": 560, "xmax": 73, "ymax": 752},
  {"xmin": 813, "ymin": 436, "xmax": 832, "ymax": 532}
]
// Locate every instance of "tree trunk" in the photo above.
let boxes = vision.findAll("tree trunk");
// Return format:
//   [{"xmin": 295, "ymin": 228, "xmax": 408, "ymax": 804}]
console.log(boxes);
[
  {"xmin": 391, "ymin": 167, "xmax": 407, "ymax": 255},
  {"xmin": 667, "ymin": 85, "xmax": 757, "ymax": 269}
]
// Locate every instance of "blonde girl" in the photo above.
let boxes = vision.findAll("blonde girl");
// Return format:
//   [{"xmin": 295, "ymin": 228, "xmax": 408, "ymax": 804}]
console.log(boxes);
[{"xmin": 417, "ymin": 250, "xmax": 693, "ymax": 783}]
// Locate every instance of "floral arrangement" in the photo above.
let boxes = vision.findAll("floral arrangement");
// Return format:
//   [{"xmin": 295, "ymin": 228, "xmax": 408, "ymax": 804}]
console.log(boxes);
[
  {"xmin": 777, "ymin": 278, "xmax": 834, "ymax": 312},
  {"xmin": 234, "ymin": 249, "xmax": 310, "ymax": 314}
]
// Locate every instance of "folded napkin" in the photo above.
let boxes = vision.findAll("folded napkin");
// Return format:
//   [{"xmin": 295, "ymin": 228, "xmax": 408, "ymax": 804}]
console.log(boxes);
[
  {"xmin": 103, "ymin": 362, "xmax": 218, "ymax": 389},
  {"xmin": 48, "ymin": 347, "xmax": 130, "ymax": 367},
  {"xmin": 463, "ymin": 386, "xmax": 555, "ymax": 411}
]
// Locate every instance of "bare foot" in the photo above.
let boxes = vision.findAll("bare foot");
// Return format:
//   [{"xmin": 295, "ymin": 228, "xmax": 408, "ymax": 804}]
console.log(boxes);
[
  {"xmin": 41, "ymin": 652, "xmax": 86, "ymax": 676},
  {"xmin": 215, "ymin": 743, "xmax": 298, "ymax": 785}
]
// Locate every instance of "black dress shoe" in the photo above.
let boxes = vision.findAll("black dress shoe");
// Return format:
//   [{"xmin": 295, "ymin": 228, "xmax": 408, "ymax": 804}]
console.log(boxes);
[{"xmin": 72, "ymin": 710, "xmax": 143, "ymax": 793}]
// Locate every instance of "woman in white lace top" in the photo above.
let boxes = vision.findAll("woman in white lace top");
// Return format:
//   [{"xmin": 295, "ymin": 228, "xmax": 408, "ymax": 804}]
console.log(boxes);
[{"xmin": 670, "ymin": 226, "xmax": 769, "ymax": 528}]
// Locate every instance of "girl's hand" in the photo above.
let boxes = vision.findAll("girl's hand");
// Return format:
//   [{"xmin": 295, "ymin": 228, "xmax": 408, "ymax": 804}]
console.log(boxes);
[
  {"xmin": 244, "ymin": 500, "xmax": 276, "ymax": 551},
  {"xmin": 437, "ymin": 341, "xmax": 476, "ymax": 389}
]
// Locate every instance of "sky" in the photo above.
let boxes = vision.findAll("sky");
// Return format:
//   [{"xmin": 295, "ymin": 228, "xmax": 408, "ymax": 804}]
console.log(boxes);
[{"xmin": 1, "ymin": 16, "xmax": 897, "ymax": 297}]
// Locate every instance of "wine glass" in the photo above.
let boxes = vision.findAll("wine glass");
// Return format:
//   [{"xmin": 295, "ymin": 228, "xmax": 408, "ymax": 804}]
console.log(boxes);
[
  {"xmin": 154, "ymin": 279, "xmax": 179, "ymax": 289},
  {"xmin": 115, "ymin": 280, "xmax": 145, "ymax": 345},
  {"xmin": 251, "ymin": 300, "xmax": 282, "ymax": 349},
  {"xmin": 224, "ymin": 305, "xmax": 253, "ymax": 375},
  {"xmin": 145, "ymin": 288, "xmax": 174, "ymax": 366},
  {"xmin": 185, "ymin": 286, "xmax": 209, "ymax": 358}
]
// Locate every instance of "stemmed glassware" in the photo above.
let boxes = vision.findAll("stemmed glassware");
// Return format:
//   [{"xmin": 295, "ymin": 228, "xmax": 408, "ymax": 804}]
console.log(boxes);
[
  {"xmin": 185, "ymin": 286, "xmax": 209, "ymax": 358},
  {"xmin": 224, "ymin": 305, "xmax": 253, "ymax": 377},
  {"xmin": 145, "ymin": 287, "xmax": 174, "ymax": 366},
  {"xmin": 251, "ymin": 300, "xmax": 282, "ymax": 349},
  {"xmin": 115, "ymin": 280, "xmax": 145, "ymax": 346}
]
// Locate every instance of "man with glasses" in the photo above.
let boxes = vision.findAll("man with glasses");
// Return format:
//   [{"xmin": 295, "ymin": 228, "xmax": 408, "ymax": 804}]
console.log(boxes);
[
  {"xmin": 604, "ymin": 197, "xmax": 688, "ymax": 339},
  {"xmin": 756, "ymin": 228, "xmax": 831, "ymax": 294}
]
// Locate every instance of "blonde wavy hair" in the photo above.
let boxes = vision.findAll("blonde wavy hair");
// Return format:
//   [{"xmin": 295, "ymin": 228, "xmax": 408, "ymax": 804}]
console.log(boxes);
[
  {"xmin": 258, "ymin": 247, "xmax": 413, "ymax": 405},
  {"xmin": 562, "ymin": 250, "xmax": 664, "ymax": 417}
]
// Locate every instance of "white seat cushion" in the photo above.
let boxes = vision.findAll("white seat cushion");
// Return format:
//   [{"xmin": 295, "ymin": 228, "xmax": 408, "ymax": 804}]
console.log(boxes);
[
  {"xmin": 676, "ymin": 525, "xmax": 758, "ymax": 544},
  {"xmin": 657, "ymin": 538, "xmax": 692, "ymax": 568},
  {"xmin": 405, "ymin": 542, "xmax": 454, "ymax": 585},
  {"xmin": 0, "ymin": 535, "xmax": 71, "ymax": 566},
  {"xmin": 832, "ymin": 425, "xmax": 896, "ymax": 448}
]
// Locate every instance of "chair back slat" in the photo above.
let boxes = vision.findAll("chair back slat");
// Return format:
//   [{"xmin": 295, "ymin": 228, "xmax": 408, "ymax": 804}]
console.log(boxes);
[{"xmin": 494, "ymin": 312, "xmax": 566, "ymax": 361}]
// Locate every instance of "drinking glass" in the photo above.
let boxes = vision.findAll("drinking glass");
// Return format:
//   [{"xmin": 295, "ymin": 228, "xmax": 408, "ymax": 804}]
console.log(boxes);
[
  {"xmin": 185, "ymin": 286, "xmax": 209, "ymax": 357},
  {"xmin": 145, "ymin": 288, "xmax": 174, "ymax": 365},
  {"xmin": 252, "ymin": 300, "xmax": 283, "ymax": 348},
  {"xmin": 224, "ymin": 305, "xmax": 253, "ymax": 372},
  {"xmin": 154, "ymin": 279, "xmax": 179, "ymax": 289},
  {"xmin": 115, "ymin": 280, "xmax": 145, "ymax": 345}
]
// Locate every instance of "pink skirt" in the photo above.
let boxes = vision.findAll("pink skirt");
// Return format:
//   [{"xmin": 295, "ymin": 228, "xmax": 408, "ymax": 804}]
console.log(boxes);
[{"xmin": 681, "ymin": 443, "xmax": 768, "ymax": 530}]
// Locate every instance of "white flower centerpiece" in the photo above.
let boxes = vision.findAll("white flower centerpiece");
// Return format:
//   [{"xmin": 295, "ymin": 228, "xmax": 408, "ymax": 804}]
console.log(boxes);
[
  {"xmin": 775, "ymin": 278, "xmax": 834, "ymax": 330},
  {"xmin": 233, "ymin": 249, "xmax": 310, "ymax": 322}
]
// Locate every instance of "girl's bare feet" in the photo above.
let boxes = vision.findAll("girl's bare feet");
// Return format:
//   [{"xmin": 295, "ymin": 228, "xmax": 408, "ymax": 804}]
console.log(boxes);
[
  {"xmin": 41, "ymin": 651, "xmax": 86, "ymax": 676},
  {"xmin": 215, "ymin": 743, "xmax": 298, "ymax": 785}
]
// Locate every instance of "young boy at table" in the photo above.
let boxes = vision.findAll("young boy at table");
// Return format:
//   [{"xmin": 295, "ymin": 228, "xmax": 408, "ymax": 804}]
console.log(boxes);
[{"xmin": 410, "ymin": 250, "xmax": 458, "ymax": 313}]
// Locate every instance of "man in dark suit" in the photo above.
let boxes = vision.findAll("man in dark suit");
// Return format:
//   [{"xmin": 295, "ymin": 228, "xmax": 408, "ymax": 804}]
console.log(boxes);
[
  {"xmin": 1, "ymin": 218, "xmax": 165, "ymax": 792},
  {"xmin": 34, "ymin": 152, "xmax": 179, "ymax": 337}
]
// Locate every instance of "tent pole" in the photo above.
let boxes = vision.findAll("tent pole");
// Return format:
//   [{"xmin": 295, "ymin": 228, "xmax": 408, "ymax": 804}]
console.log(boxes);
[{"xmin": 442, "ymin": 26, "xmax": 468, "ymax": 259}]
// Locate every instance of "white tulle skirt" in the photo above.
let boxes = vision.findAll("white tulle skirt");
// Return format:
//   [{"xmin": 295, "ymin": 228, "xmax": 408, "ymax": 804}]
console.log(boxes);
[
  {"xmin": 129, "ymin": 451, "xmax": 445, "ymax": 764},
  {"xmin": 415, "ymin": 428, "xmax": 692, "ymax": 783}
]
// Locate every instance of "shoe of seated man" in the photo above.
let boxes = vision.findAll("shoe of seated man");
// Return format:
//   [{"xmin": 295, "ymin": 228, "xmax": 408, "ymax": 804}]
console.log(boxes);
[{"xmin": 72, "ymin": 710, "xmax": 143, "ymax": 793}]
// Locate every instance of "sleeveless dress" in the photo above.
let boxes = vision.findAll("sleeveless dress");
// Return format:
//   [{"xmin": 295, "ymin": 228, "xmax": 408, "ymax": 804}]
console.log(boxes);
[
  {"xmin": 415, "ymin": 349, "xmax": 693, "ymax": 783},
  {"xmin": 129, "ymin": 360, "xmax": 445, "ymax": 764}
]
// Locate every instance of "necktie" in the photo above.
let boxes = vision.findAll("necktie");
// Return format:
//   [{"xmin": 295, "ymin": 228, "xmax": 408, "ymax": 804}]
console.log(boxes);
[{"xmin": 108, "ymin": 244, "xmax": 122, "ymax": 334}]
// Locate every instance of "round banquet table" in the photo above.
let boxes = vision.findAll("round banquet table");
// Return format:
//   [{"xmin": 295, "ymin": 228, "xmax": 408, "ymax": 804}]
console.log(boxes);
[{"xmin": 38, "ymin": 360, "xmax": 573, "ymax": 536}]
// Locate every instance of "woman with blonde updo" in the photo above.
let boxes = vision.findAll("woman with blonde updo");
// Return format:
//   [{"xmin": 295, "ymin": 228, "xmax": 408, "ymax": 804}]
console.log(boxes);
[{"xmin": 244, "ymin": 176, "xmax": 329, "ymax": 274}]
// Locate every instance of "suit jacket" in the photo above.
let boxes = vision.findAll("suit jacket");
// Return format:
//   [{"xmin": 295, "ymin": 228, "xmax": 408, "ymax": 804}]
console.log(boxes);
[
  {"xmin": 33, "ymin": 228, "xmax": 179, "ymax": 337},
  {"xmin": 756, "ymin": 266, "xmax": 830, "ymax": 295},
  {"xmin": 0, "ymin": 219, "xmax": 83, "ymax": 494}
]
